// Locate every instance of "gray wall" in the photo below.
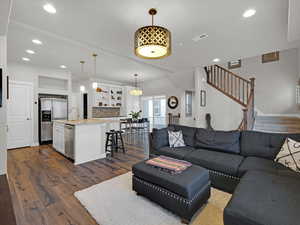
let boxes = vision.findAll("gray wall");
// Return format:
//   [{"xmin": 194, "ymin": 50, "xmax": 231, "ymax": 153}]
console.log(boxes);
[
  {"xmin": 0, "ymin": 36, "xmax": 7, "ymax": 175},
  {"xmin": 231, "ymin": 48, "xmax": 299, "ymax": 114}
]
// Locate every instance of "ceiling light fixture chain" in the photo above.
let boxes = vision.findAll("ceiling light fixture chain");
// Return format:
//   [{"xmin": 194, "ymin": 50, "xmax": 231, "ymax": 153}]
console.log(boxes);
[
  {"xmin": 130, "ymin": 74, "xmax": 143, "ymax": 96},
  {"xmin": 80, "ymin": 60, "xmax": 85, "ymax": 74},
  {"xmin": 92, "ymin": 53, "xmax": 100, "ymax": 90},
  {"xmin": 134, "ymin": 74, "xmax": 138, "ymax": 88},
  {"xmin": 149, "ymin": 8, "xmax": 157, "ymax": 26},
  {"xmin": 80, "ymin": 60, "xmax": 86, "ymax": 93},
  {"xmin": 93, "ymin": 53, "xmax": 97, "ymax": 76}
]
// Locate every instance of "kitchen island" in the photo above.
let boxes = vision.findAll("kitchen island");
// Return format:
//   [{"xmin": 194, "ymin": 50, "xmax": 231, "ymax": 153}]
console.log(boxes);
[{"xmin": 53, "ymin": 119, "xmax": 120, "ymax": 165}]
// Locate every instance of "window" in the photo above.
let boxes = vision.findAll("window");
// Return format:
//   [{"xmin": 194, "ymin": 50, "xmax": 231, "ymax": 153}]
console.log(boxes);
[
  {"xmin": 185, "ymin": 91, "xmax": 193, "ymax": 117},
  {"xmin": 153, "ymin": 99, "xmax": 161, "ymax": 116}
]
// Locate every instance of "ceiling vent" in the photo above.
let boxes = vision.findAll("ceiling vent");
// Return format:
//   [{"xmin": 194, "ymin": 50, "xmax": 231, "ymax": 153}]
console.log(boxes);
[{"xmin": 192, "ymin": 33, "xmax": 208, "ymax": 42}]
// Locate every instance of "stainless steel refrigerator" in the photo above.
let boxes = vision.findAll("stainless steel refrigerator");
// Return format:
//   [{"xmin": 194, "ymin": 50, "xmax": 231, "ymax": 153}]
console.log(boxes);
[{"xmin": 39, "ymin": 97, "xmax": 68, "ymax": 144}]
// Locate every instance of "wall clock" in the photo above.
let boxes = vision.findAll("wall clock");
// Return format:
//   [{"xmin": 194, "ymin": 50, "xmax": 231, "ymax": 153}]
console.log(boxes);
[{"xmin": 168, "ymin": 96, "xmax": 178, "ymax": 109}]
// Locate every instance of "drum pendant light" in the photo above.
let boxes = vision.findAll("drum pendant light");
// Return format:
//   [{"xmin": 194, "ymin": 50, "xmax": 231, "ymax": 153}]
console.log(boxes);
[{"xmin": 134, "ymin": 8, "xmax": 171, "ymax": 59}]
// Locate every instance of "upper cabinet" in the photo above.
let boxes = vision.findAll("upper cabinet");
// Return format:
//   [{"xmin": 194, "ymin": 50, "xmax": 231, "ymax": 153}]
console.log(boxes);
[{"xmin": 38, "ymin": 76, "xmax": 69, "ymax": 91}]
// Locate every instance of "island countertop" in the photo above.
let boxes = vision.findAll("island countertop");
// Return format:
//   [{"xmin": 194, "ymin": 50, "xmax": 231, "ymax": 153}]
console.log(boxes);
[{"xmin": 54, "ymin": 119, "xmax": 119, "ymax": 126}]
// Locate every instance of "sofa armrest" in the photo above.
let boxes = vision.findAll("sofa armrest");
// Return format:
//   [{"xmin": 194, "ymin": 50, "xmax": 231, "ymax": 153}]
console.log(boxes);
[
  {"xmin": 149, "ymin": 132, "xmax": 158, "ymax": 156},
  {"xmin": 149, "ymin": 128, "xmax": 169, "ymax": 155}
]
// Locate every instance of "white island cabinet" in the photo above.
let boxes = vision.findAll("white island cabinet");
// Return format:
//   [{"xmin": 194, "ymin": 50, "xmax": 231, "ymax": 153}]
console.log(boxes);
[
  {"xmin": 53, "ymin": 119, "xmax": 120, "ymax": 165},
  {"xmin": 53, "ymin": 122, "xmax": 65, "ymax": 154}
]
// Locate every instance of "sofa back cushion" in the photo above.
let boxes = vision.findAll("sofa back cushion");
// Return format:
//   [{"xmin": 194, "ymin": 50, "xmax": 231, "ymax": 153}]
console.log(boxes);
[
  {"xmin": 240, "ymin": 131, "xmax": 300, "ymax": 160},
  {"xmin": 169, "ymin": 124, "xmax": 196, "ymax": 147},
  {"xmin": 152, "ymin": 128, "xmax": 169, "ymax": 150},
  {"xmin": 194, "ymin": 128, "xmax": 241, "ymax": 154}
]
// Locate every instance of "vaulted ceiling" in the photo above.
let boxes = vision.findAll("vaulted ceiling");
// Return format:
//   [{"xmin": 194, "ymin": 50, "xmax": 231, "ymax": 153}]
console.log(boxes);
[
  {"xmin": 0, "ymin": 0, "xmax": 12, "ymax": 35},
  {"xmin": 6, "ymin": 0, "xmax": 300, "ymax": 82}
]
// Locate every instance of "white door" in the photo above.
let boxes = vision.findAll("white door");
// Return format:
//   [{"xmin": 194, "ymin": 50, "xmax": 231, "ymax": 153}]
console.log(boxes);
[
  {"xmin": 142, "ymin": 96, "xmax": 167, "ymax": 130},
  {"xmin": 7, "ymin": 81, "xmax": 33, "ymax": 149}
]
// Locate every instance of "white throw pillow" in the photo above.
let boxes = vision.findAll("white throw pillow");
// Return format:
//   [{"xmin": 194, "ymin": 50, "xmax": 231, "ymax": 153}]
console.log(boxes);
[
  {"xmin": 276, "ymin": 138, "xmax": 300, "ymax": 172},
  {"xmin": 168, "ymin": 130, "xmax": 185, "ymax": 148}
]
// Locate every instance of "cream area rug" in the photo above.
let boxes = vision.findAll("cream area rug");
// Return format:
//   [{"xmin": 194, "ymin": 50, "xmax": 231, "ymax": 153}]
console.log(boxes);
[{"xmin": 74, "ymin": 172, "xmax": 231, "ymax": 225}]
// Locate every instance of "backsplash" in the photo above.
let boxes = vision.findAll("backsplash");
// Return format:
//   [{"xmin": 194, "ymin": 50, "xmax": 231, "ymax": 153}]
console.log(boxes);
[{"xmin": 92, "ymin": 107, "xmax": 120, "ymax": 118}]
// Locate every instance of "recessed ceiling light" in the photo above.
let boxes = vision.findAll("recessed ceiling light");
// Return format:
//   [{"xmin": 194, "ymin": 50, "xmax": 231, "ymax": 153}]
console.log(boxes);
[
  {"xmin": 22, "ymin": 57, "xmax": 30, "ymax": 61},
  {"xmin": 43, "ymin": 3, "xmax": 56, "ymax": 14},
  {"xmin": 243, "ymin": 9, "xmax": 256, "ymax": 18},
  {"xmin": 60, "ymin": 65, "xmax": 67, "ymax": 69},
  {"xmin": 32, "ymin": 39, "xmax": 42, "ymax": 45},
  {"xmin": 213, "ymin": 58, "xmax": 220, "ymax": 63},
  {"xmin": 80, "ymin": 85, "xmax": 86, "ymax": 92},
  {"xmin": 26, "ymin": 49, "xmax": 35, "ymax": 54}
]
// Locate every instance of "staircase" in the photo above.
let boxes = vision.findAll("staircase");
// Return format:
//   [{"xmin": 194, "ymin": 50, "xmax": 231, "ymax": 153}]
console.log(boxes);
[
  {"xmin": 254, "ymin": 116, "xmax": 300, "ymax": 133},
  {"xmin": 204, "ymin": 65, "xmax": 255, "ymax": 130}
]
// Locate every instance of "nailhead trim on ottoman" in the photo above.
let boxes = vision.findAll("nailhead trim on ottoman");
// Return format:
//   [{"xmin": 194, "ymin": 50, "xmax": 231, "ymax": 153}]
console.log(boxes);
[{"xmin": 132, "ymin": 175, "xmax": 211, "ymax": 221}]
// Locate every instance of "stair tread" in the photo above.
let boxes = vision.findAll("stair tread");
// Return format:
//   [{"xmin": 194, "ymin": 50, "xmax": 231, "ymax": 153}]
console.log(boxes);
[{"xmin": 254, "ymin": 116, "xmax": 300, "ymax": 133}]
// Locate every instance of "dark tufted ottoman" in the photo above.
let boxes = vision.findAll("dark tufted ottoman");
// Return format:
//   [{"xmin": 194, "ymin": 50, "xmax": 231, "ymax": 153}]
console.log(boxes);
[{"xmin": 132, "ymin": 161, "xmax": 211, "ymax": 223}]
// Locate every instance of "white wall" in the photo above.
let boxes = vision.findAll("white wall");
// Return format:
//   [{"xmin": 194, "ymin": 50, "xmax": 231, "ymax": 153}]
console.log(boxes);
[
  {"xmin": 231, "ymin": 48, "xmax": 299, "ymax": 114},
  {"xmin": 194, "ymin": 67, "xmax": 243, "ymax": 131},
  {"xmin": 7, "ymin": 62, "xmax": 72, "ymax": 145},
  {"xmin": 298, "ymin": 48, "xmax": 300, "ymax": 80},
  {"xmin": 72, "ymin": 78, "xmax": 138, "ymax": 119},
  {"xmin": 141, "ymin": 71, "xmax": 196, "ymax": 127},
  {"xmin": 0, "ymin": 36, "xmax": 7, "ymax": 175}
]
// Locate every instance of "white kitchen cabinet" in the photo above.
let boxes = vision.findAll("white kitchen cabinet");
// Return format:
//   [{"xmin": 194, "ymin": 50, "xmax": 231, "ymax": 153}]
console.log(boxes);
[
  {"xmin": 53, "ymin": 122, "xmax": 65, "ymax": 154},
  {"xmin": 53, "ymin": 119, "xmax": 121, "ymax": 165}
]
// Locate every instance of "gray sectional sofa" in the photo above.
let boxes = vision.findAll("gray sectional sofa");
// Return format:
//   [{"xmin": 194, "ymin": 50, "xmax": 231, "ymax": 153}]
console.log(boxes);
[{"xmin": 149, "ymin": 124, "xmax": 300, "ymax": 225}]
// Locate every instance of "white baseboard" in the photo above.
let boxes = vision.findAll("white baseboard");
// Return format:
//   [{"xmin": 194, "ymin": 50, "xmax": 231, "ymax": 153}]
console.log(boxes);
[{"xmin": 31, "ymin": 142, "xmax": 40, "ymax": 147}]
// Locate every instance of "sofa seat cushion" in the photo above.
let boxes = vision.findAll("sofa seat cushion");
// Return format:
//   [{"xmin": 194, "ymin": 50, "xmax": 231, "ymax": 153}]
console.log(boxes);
[
  {"xmin": 132, "ymin": 161, "xmax": 210, "ymax": 199},
  {"xmin": 224, "ymin": 171, "xmax": 300, "ymax": 225},
  {"xmin": 184, "ymin": 149, "xmax": 244, "ymax": 176},
  {"xmin": 156, "ymin": 146, "xmax": 195, "ymax": 160},
  {"xmin": 194, "ymin": 128, "xmax": 241, "ymax": 154},
  {"xmin": 237, "ymin": 157, "xmax": 290, "ymax": 178}
]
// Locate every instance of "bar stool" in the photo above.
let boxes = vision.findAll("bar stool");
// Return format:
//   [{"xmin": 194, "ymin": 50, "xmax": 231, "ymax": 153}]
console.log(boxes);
[
  {"xmin": 115, "ymin": 130, "xmax": 125, "ymax": 153},
  {"xmin": 105, "ymin": 131, "xmax": 116, "ymax": 157}
]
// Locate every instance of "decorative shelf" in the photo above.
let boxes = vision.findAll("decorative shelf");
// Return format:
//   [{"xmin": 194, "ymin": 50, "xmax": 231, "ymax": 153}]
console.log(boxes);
[{"xmin": 93, "ymin": 83, "xmax": 123, "ymax": 108}]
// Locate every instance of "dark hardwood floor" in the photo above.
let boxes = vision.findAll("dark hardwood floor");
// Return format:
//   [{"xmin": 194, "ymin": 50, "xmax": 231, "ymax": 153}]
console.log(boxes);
[
  {"xmin": 0, "ymin": 174, "xmax": 17, "ymax": 225},
  {"xmin": 7, "ymin": 144, "xmax": 146, "ymax": 225}
]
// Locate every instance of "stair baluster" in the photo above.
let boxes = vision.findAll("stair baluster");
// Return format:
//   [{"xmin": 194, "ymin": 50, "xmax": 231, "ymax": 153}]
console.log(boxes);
[{"xmin": 204, "ymin": 65, "xmax": 255, "ymax": 130}]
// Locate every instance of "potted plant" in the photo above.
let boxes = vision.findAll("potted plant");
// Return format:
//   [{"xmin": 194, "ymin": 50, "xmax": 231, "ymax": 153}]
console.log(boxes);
[{"xmin": 129, "ymin": 110, "xmax": 142, "ymax": 121}]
